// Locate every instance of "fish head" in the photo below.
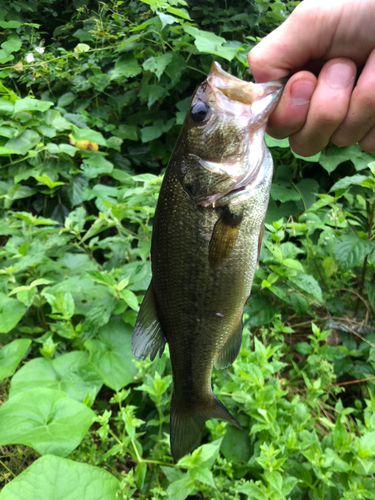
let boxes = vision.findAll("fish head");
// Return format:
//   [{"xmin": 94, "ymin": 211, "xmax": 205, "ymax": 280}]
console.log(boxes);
[{"xmin": 178, "ymin": 62, "xmax": 285, "ymax": 207}]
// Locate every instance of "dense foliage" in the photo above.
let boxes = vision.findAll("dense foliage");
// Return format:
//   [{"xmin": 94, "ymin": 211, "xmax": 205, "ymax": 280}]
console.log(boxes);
[{"xmin": 0, "ymin": 0, "xmax": 374, "ymax": 499}]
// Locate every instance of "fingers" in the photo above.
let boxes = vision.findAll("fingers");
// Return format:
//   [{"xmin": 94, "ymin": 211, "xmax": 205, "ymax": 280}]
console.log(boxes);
[
  {"xmin": 289, "ymin": 59, "xmax": 357, "ymax": 157},
  {"xmin": 331, "ymin": 48, "xmax": 375, "ymax": 152},
  {"xmin": 266, "ymin": 72, "xmax": 317, "ymax": 139}
]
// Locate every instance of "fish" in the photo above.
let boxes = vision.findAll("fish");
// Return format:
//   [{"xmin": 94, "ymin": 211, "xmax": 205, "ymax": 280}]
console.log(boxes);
[{"xmin": 132, "ymin": 62, "xmax": 284, "ymax": 461}]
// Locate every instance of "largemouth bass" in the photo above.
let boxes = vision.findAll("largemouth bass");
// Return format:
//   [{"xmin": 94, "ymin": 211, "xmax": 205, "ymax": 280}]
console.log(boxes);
[{"xmin": 132, "ymin": 62, "xmax": 284, "ymax": 461}]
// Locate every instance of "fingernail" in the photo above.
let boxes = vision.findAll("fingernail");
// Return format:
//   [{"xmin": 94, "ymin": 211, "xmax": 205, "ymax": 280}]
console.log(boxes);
[
  {"xmin": 326, "ymin": 63, "xmax": 354, "ymax": 89},
  {"xmin": 291, "ymin": 80, "xmax": 315, "ymax": 106}
]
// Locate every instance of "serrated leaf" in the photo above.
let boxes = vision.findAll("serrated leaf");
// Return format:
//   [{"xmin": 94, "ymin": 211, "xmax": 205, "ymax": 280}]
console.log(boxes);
[
  {"xmin": 333, "ymin": 235, "xmax": 374, "ymax": 270},
  {"xmin": 9, "ymin": 351, "xmax": 102, "ymax": 402},
  {"xmin": 120, "ymin": 288, "xmax": 139, "ymax": 311},
  {"xmin": 0, "ymin": 339, "xmax": 31, "ymax": 380},
  {"xmin": 0, "ymin": 388, "xmax": 94, "ymax": 456},
  {"xmin": 165, "ymin": 476, "xmax": 195, "ymax": 500},
  {"xmin": 189, "ymin": 467, "xmax": 215, "ymax": 487},
  {"xmin": 288, "ymin": 274, "xmax": 323, "ymax": 303},
  {"xmin": 290, "ymin": 292, "xmax": 308, "ymax": 316},
  {"xmin": 0, "ymin": 454, "xmax": 120, "ymax": 500}
]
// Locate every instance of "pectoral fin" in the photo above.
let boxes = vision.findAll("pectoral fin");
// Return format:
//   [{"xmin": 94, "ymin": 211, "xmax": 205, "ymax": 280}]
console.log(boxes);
[
  {"xmin": 132, "ymin": 282, "xmax": 166, "ymax": 361},
  {"xmin": 214, "ymin": 316, "xmax": 243, "ymax": 369},
  {"xmin": 208, "ymin": 206, "xmax": 243, "ymax": 268}
]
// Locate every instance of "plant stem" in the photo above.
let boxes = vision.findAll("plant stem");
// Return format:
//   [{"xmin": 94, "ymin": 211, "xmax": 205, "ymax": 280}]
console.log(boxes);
[{"xmin": 354, "ymin": 200, "xmax": 374, "ymax": 315}]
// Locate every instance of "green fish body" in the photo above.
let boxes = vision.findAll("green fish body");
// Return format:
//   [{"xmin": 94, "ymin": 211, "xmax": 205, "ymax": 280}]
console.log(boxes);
[{"xmin": 132, "ymin": 62, "xmax": 284, "ymax": 461}]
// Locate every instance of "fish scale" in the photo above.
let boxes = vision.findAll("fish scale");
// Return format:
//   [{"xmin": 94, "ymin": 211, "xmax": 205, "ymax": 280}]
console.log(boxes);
[{"xmin": 132, "ymin": 62, "xmax": 285, "ymax": 461}]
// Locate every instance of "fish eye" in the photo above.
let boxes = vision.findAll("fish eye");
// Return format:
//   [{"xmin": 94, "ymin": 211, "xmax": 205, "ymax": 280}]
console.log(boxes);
[{"xmin": 190, "ymin": 101, "xmax": 211, "ymax": 122}]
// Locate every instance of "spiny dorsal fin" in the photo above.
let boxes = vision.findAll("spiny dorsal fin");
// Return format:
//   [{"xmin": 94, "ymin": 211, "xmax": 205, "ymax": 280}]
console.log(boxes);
[
  {"xmin": 214, "ymin": 316, "xmax": 243, "ymax": 369},
  {"xmin": 132, "ymin": 282, "xmax": 166, "ymax": 361},
  {"xmin": 208, "ymin": 206, "xmax": 243, "ymax": 269}
]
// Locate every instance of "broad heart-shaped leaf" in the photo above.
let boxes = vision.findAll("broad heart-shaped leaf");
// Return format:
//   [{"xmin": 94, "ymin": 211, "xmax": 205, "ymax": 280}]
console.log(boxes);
[
  {"xmin": 221, "ymin": 426, "xmax": 251, "ymax": 463},
  {"xmin": 0, "ymin": 388, "xmax": 94, "ymax": 456},
  {"xmin": 0, "ymin": 339, "xmax": 31, "ymax": 380},
  {"xmin": 0, "ymin": 294, "xmax": 27, "ymax": 333},
  {"xmin": 5, "ymin": 129, "xmax": 40, "ymax": 155},
  {"xmin": 0, "ymin": 454, "xmax": 120, "ymax": 500},
  {"xmin": 333, "ymin": 235, "xmax": 374, "ymax": 270},
  {"xmin": 13, "ymin": 98, "xmax": 53, "ymax": 113},
  {"xmin": 9, "ymin": 351, "xmax": 102, "ymax": 402},
  {"xmin": 85, "ymin": 316, "xmax": 137, "ymax": 391}
]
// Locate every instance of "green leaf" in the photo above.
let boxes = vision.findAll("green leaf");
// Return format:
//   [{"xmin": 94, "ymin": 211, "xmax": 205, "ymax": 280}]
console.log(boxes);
[
  {"xmin": 9, "ymin": 351, "xmax": 103, "ymax": 403},
  {"xmin": 166, "ymin": 6, "xmax": 192, "ymax": 20},
  {"xmin": 5, "ymin": 129, "xmax": 40, "ymax": 154},
  {"xmin": 141, "ymin": 125, "xmax": 163, "ymax": 143},
  {"xmin": 0, "ymin": 294, "xmax": 27, "ymax": 333},
  {"xmin": 85, "ymin": 317, "xmax": 138, "ymax": 391},
  {"xmin": 0, "ymin": 454, "xmax": 120, "ymax": 500},
  {"xmin": 294, "ymin": 179, "xmax": 319, "ymax": 209},
  {"xmin": 165, "ymin": 476, "xmax": 195, "ymax": 500},
  {"xmin": 0, "ymin": 388, "xmax": 94, "ymax": 456},
  {"xmin": 330, "ymin": 174, "xmax": 369, "ymax": 192},
  {"xmin": 290, "ymin": 292, "xmax": 308, "ymax": 316},
  {"xmin": 183, "ymin": 25, "xmax": 238, "ymax": 61},
  {"xmin": 221, "ymin": 426, "xmax": 251, "ymax": 463},
  {"xmin": 189, "ymin": 467, "xmax": 215, "ymax": 487},
  {"xmin": 333, "ymin": 235, "xmax": 374, "ymax": 270},
  {"xmin": 359, "ymin": 431, "xmax": 375, "ymax": 458},
  {"xmin": 35, "ymin": 174, "xmax": 65, "ymax": 189},
  {"xmin": 70, "ymin": 127, "xmax": 106, "ymax": 146},
  {"xmin": 14, "ymin": 98, "xmax": 53, "ymax": 113},
  {"xmin": 82, "ymin": 154, "xmax": 114, "ymax": 179},
  {"xmin": 143, "ymin": 52, "xmax": 173, "ymax": 80},
  {"xmin": 288, "ymin": 274, "xmax": 323, "ymax": 303},
  {"xmin": 322, "ymin": 255, "xmax": 338, "ymax": 278},
  {"xmin": 111, "ymin": 53, "xmax": 142, "ymax": 79},
  {"xmin": 270, "ymin": 183, "xmax": 300, "ymax": 202},
  {"xmin": 139, "ymin": 84, "xmax": 167, "ymax": 108},
  {"xmin": 265, "ymin": 134, "xmax": 289, "ymax": 148},
  {"xmin": 368, "ymin": 282, "xmax": 375, "ymax": 314},
  {"xmin": 0, "ymin": 339, "xmax": 31, "ymax": 380},
  {"xmin": 120, "ymin": 288, "xmax": 139, "ymax": 311}
]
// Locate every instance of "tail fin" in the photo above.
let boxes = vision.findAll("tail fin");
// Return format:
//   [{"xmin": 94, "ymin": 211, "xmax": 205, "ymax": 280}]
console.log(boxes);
[{"xmin": 170, "ymin": 393, "xmax": 241, "ymax": 462}]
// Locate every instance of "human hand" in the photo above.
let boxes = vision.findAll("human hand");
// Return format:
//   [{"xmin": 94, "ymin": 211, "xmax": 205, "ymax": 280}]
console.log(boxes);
[{"xmin": 248, "ymin": 0, "xmax": 375, "ymax": 156}]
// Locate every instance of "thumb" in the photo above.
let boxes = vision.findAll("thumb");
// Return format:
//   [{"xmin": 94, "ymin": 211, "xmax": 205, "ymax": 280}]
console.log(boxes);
[{"xmin": 248, "ymin": 1, "xmax": 334, "ymax": 82}]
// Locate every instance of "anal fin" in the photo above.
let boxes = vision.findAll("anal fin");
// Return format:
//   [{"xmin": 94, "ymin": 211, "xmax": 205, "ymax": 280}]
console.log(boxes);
[
  {"xmin": 208, "ymin": 206, "xmax": 243, "ymax": 269},
  {"xmin": 132, "ymin": 282, "xmax": 166, "ymax": 361},
  {"xmin": 214, "ymin": 317, "xmax": 243, "ymax": 369}
]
